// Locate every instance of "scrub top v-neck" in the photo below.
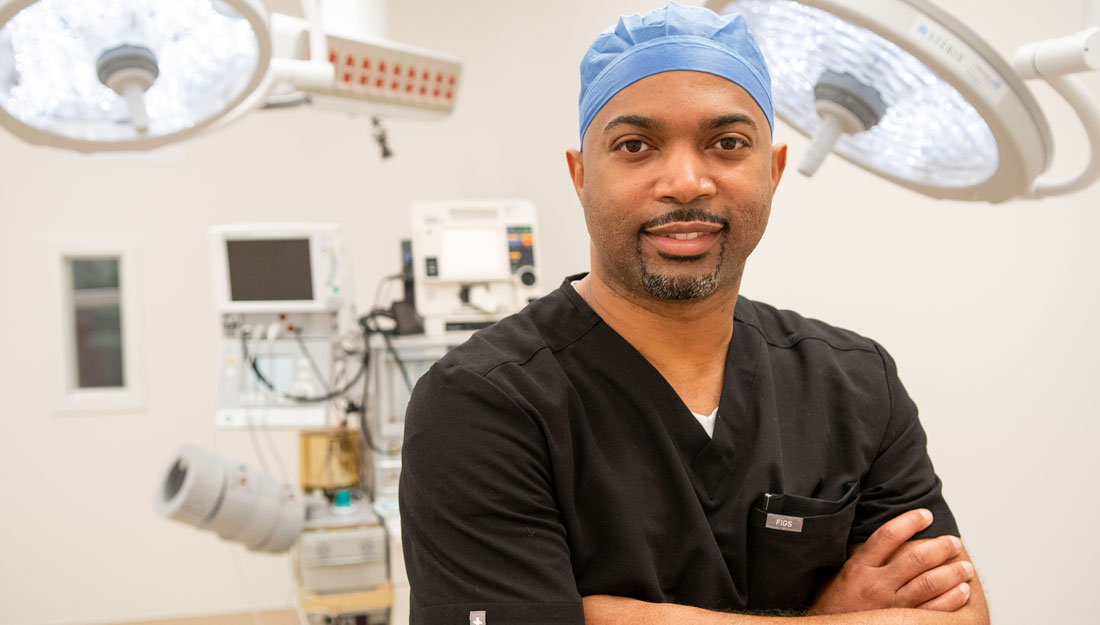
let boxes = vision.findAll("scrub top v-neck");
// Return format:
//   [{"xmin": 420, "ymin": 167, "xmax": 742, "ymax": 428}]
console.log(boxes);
[{"xmin": 400, "ymin": 275, "xmax": 957, "ymax": 625}]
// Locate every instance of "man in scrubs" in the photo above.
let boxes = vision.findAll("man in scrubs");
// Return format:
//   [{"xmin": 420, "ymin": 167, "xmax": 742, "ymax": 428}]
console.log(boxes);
[{"xmin": 400, "ymin": 4, "xmax": 989, "ymax": 624}]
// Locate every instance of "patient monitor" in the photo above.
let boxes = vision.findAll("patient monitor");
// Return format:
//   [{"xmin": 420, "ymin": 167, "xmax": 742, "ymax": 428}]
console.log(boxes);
[
  {"xmin": 410, "ymin": 200, "xmax": 540, "ymax": 335},
  {"xmin": 210, "ymin": 223, "xmax": 355, "ymax": 428}
]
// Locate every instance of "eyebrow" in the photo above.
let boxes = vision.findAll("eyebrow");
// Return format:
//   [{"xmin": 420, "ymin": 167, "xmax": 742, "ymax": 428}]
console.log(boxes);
[
  {"xmin": 603, "ymin": 115, "xmax": 664, "ymax": 133},
  {"xmin": 703, "ymin": 114, "xmax": 757, "ymax": 132}
]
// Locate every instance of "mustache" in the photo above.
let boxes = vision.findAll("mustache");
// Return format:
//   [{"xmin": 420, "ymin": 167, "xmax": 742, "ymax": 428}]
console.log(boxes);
[{"xmin": 639, "ymin": 206, "xmax": 728, "ymax": 231}]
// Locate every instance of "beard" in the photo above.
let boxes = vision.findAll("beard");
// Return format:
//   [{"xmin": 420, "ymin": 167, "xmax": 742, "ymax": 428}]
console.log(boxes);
[
  {"xmin": 636, "ymin": 206, "xmax": 728, "ymax": 301},
  {"xmin": 639, "ymin": 241, "xmax": 725, "ymax": 301}
]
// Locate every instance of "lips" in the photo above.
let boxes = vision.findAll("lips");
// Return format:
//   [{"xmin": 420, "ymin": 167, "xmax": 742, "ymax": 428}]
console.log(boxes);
[
  {"xmin": 643, "ymin": 220, "xmax": 724, "ymax": 257},
  {"xmin": 644, "ymin": 221, "xmax": 724, "ymax": 236}
]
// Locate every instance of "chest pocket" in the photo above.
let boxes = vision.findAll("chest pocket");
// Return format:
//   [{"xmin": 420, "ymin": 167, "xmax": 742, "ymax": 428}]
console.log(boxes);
[{"xmin": 745, "ymin": 481, "xmax": 859, "ymax": 612}]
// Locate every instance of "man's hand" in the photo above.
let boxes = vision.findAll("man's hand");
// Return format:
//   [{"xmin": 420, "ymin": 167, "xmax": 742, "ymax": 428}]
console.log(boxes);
[
  {"xmin": 809, "ymin": 509, "xmax": 975, "ymax": 615},
  {"xmin": 583, "ymin": 510, "xmax": 988, "ymax": 624}
]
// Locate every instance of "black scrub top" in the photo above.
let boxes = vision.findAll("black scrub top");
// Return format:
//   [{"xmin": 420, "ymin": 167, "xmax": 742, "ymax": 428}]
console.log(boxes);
[{"xmin": 399, "ymin": 275, "xmax": 957, "ymax": 625}]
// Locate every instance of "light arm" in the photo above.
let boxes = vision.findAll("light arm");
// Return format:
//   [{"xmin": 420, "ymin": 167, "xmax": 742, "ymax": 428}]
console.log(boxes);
[{"xmin": 1013, "ymin": 27, "xmax": 1100, "ymax": 197}]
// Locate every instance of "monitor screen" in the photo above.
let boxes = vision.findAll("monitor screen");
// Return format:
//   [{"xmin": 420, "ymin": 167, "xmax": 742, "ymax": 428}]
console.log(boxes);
[{"xmin": 226, "ymin": 238, "xmax": 314, "ymax": 302}]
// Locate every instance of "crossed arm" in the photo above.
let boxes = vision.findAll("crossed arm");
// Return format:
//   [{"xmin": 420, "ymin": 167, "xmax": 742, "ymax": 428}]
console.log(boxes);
[{"xmin": 582, "ymin": 509, "xmax": 989, "ymax": 625}]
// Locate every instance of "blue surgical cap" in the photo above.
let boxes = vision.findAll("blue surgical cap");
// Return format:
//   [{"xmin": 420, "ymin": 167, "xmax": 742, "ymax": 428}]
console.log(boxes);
[{"xmin": 578, "ymin": 2, "xmax": 774, "ymax": 145}]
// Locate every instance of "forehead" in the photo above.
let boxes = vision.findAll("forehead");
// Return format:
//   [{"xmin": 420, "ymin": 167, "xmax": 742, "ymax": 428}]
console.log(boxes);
[{"xmin": 586, "ymin": 71, "xmax": 769, "ymax": 140}]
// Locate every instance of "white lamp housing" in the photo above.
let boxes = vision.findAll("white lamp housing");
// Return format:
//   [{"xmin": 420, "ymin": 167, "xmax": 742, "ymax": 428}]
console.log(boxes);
[
  {"xmin": 0, "ymin": 0, "xmax": 273, "ymax": 152},
  {"xmin": 707, "ymin": 0, "xmax": 1100, "ymax": 202}
]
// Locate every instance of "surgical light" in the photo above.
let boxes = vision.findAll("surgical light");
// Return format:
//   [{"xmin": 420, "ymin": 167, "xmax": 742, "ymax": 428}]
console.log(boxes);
[
  {"xmin": 707, "ymin": 0, "xmax": 1100, "ymax": 202},
  {"xmin": 0, "ymin": 0, "xmax": 462, "ymax": 153},
  {"xmin": 0, "ymin": 0, "xmax": 270, "ymax": 151}
]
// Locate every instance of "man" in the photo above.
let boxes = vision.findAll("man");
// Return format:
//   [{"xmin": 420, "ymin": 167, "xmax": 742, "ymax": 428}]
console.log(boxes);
[{"xmin": 399, "ymin": 4, "xmax": 988, "ymax": 624}]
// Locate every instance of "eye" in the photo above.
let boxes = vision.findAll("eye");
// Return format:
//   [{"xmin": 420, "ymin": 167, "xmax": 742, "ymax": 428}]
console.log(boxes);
[
  {"xmin": 614, "ymin": 139, "xmax": 652, "ymax": 154},
  {"xmin": 713, "ymin": 136, "xmax": 748, "ymax": 151}
]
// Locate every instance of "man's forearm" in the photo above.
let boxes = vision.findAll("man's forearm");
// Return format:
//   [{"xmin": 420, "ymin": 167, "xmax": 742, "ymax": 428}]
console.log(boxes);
[
  {"xmin": 582, "ymin": 516, "xmax": 990, "ymax": 625},
  {"xmin": 582, "ymin": 592, "xmax": 989, "ymax": 625}
]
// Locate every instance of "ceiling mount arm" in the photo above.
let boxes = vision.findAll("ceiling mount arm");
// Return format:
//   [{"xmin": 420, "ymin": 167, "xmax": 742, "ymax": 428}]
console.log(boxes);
[
  {"xmin": 1015, "ymin": 27, "xmax": 1100, "ymax": 198},
  {"xmin": 1026, "ymin": 75, "xmax": 1100, "ymax": 197}
]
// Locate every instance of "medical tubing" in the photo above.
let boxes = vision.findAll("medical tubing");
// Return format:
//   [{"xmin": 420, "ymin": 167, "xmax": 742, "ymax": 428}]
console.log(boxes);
[
  {"xmin": 1030, "ymin": 74, "xmax": 1100, "ymax": 197},
  {"xmin": 355, "ymin": 376, "xmax": 400, "ymax": 461},
  {"xmin": 295, "ymin": 328, "xmax": 333, "ymax": 394},
  {"xmin": 371, "ymin": 274, "xmax": 403, "ymax": 313},
  {"xmin": 359, "ymin": 307, "xmax": 414, "ymax": 392},
  {"xmin": 354, "ymin": 309, "xmax": 405, "ymax": 459},
  {"xmin": 246, "ymin": 415, "xmax": 273, "ymax": 475},
  {"xmin": 293, "ymin": 326, "xmax": 346, "ymax": 420},
  {"xmin": 259, "ymin": 420, "xmax": 288, "ymax": 481},
  {"xmin": 378, "ymin": 327, "xmax": 414, "ymax": 392},
  {"xmin": 378, "ymin": 511, "xmax": 394, "ymax": 585},
  {"xmin": 242, "ymin": 330, "xmax": 368, "ymax": 403}
]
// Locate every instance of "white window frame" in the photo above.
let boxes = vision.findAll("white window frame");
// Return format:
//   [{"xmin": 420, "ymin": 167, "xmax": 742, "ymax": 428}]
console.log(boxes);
[{"xmin": 48, "ymin": 235, "xmax": 143, "ymax": 414}]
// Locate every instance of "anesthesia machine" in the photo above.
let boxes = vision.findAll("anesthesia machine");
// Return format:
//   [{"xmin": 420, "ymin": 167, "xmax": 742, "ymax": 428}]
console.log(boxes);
[
  {"xmin": 158, "ymin": 206, "xmax": 541, "ymax": 625},
  {"xmin": 210, "ymin": 223, "xmax": 356, "ymax": 430}
]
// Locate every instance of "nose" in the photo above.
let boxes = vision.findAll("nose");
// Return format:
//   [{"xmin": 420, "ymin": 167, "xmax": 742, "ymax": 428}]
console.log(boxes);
[{"xmin": 653, "ymin": 145, "xmax": 717, "ymax": 203}]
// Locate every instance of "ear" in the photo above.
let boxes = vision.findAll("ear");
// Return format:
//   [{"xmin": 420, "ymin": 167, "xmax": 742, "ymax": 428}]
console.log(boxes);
[
  {"xmin": 566, "ymin": 148, "xmax": 585, "ymax": 203},
  {"xmin": 770, "ymin": 143, "xmax": 788, "ymax": 193}
]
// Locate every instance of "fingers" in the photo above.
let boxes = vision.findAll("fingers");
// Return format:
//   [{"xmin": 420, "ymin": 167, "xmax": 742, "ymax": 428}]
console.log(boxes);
[
  {"xmin": 849, "ymin": 509, "xmax": 934, "ymax": 567},
  {"xmin": 897, "ymin": 559, "xmax": 975, "ymax": 607},
  {"xmin": 888, "ymin": 534, "xmax": 964, "ymax": 582},
  {"xmin": 916, "ymin": 582, "xmax": 973, "ymax": 612}
]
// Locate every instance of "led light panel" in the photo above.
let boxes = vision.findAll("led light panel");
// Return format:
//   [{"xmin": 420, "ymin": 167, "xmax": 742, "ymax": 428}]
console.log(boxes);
[
  {"xmin": 0, "ymin": 0, "xmax": 268, "ymax": 148},
  {"xmin": 722, "ymin": 0, "xmax": 999, "ymax": 188}
]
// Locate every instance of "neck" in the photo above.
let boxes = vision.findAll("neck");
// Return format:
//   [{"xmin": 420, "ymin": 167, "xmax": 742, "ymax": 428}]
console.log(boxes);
[{"xmin": 575, "ymin": 268, "xmax": 740, "ymax": 414}]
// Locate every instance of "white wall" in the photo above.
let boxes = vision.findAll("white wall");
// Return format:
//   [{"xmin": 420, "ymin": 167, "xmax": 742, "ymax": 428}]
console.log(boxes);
[{"xmin": 1, "ymin": 1, "xmax": 1097, "ymax": 624}]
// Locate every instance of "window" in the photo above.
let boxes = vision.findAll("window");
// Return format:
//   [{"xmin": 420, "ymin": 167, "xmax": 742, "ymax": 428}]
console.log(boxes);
[
  {"xmin": 71, "ymin": 258, "xmax": 125, "ymax": 388},
  {"xmin": 50, "ymin": 236, "xmax": 142, "ymax": 413}
]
